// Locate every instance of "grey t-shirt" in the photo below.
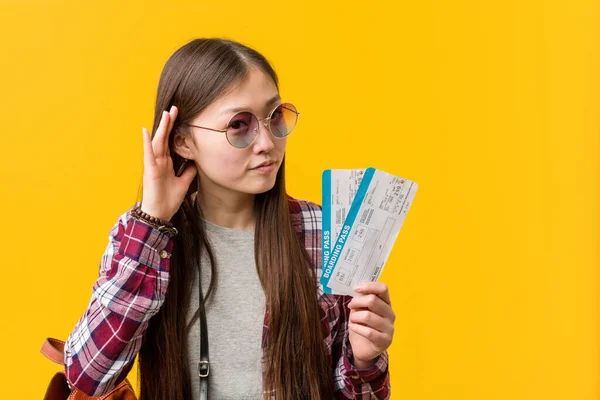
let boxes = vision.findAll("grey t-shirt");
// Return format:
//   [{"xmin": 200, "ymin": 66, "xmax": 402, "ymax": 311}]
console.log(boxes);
[{"xmin": 186, "ymin": 218, "xmax": 265, "ymax": 400}]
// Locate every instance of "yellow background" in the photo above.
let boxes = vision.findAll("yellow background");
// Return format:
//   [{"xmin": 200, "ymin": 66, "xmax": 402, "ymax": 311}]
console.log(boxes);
[{"xmin": 0, "ymin": 0, "xmax": 597, "ymax": 398}]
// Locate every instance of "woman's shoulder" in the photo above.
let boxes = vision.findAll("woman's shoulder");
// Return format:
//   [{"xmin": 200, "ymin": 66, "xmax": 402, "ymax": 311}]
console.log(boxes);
[
  {"xmin": 286, "ymin": 194, "xmax": 322, "ymax": 213},
  {"xmin": 286, "ymin": 195, "xmax": 322, "ymax": 235}
]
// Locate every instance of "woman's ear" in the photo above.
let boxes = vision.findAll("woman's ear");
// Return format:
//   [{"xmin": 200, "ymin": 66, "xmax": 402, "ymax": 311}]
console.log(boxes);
[{"xmin": 172, "ymin": 130, "xmax": 193, "ymax": 159}]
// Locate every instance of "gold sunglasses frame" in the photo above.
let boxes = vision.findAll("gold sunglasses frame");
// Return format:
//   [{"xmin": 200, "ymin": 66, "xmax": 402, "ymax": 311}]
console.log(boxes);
[{"xmin": 184, "ymin": 102, "xmax": 300, "ymax": 148}]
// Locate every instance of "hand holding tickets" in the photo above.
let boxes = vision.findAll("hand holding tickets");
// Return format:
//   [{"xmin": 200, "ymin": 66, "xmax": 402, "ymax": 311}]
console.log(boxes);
[
  {"xmin": 348, "ymin": 282, "xmax": 395, "ymax": 367},
  {"xmin": 321, "ymin": 167, "xmax": 418, "ymax": 297}
]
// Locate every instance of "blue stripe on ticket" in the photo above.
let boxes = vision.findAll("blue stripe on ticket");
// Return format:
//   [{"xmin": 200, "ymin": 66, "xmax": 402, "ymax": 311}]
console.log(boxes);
[{"xmin": 321, "ymin": 169, "xmax": 332, "ymax": 294}]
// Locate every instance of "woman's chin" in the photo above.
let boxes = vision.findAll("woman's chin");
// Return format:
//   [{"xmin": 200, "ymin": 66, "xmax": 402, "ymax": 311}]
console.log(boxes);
[{"xmin": 242, "ymin": 176, "xmax": 278, "ymax": 194}]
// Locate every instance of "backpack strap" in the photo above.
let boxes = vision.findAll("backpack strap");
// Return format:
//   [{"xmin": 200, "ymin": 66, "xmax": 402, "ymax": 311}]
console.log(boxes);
[{"xmin": 41, "ymin": 338, "xmax": 65, "ymax": 365}]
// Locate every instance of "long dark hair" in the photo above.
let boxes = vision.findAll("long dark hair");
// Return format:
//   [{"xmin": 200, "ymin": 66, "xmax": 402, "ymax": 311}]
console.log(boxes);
[{"xmin": 136, "ymin": 38, "xmax": 333, "ymax": 399}]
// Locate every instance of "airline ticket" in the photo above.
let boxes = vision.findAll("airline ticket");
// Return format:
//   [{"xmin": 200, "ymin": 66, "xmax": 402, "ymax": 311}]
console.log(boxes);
[
  {"xmin": 320, "ymin": 167, "xmax": 418, "ymax": 296},
  {"xmin": 321, "ymin": 168, "xmax": 366, "ymax": 294}
]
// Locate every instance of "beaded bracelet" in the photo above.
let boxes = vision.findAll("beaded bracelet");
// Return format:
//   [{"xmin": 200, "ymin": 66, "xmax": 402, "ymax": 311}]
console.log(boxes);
[{"xmin": 130, "ymin": 205, "xmax": 179, "ymax": 237}]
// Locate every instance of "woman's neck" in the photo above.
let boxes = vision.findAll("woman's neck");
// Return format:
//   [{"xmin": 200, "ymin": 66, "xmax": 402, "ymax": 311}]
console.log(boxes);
[{"xmin": 193, "ymin": 186, "xmax": 256, "ymax": 230}]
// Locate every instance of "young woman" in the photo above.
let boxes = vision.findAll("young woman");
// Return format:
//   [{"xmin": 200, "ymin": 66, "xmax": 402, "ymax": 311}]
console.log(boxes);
[{"xmin": 63, "ymin": 38, "xmax": 394, "ymax": 400}]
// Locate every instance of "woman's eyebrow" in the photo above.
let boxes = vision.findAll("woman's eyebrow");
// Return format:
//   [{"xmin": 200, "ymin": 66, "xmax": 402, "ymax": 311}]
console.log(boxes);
[{"xmin": 219, "ymin": 94, "xmax": 281, "ymax": 116}]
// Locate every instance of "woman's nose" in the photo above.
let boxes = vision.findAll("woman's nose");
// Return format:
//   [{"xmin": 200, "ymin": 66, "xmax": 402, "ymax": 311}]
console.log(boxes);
[{"xmin": 252, "ymin": 119, "xmax": 275, "ymax": 152}]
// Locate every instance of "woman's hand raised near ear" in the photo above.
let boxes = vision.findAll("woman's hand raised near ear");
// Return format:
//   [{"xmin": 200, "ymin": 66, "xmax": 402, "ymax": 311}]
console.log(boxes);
[{"xmin": 140, "ymin": 105, "xmax": 197, "ymax": 221}]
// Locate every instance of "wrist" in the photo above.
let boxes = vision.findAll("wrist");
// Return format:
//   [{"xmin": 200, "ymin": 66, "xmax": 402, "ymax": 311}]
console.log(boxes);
[
  {"xmin": 131, "ymin": 205, "xmax": 178, "ymax": 238},
  {"xmin": 140, "ymin": 206, "xmax": 172, "ymax": 222},
  {"xmin": 351, "ymin": 355, "xmax": 377, "ymax": 369}
]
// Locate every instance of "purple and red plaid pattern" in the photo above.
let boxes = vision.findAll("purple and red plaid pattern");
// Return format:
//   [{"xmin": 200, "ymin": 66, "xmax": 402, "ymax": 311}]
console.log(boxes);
[{"xmin": 64, "ymin": 196, "xmax": 390, "ymax": 399}]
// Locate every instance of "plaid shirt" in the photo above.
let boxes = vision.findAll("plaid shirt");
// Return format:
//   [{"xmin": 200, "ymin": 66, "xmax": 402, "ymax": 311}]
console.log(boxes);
[{"xmin": 64, "ymin": 196, "xmax": 390, "ymax": 399}]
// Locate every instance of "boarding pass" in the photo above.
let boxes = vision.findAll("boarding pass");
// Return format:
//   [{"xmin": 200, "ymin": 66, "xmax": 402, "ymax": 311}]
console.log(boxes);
[
  {"xmin": 320, "ymin": 167, "xmax": 418, "ymax": 296},
  {"xmin": 321, "ymin": 168, "xmax": 366, "ymax": 294}
]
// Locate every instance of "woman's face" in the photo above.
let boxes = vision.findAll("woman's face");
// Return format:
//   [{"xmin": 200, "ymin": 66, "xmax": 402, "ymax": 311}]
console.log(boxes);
[{"xmin": 174, "ymin": 67, "xmax": 287, "ymax": 196}]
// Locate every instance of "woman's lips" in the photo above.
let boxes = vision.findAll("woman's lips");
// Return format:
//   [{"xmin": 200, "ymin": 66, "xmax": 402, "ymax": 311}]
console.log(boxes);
[{"xmin": 251, "ymin": 162, "xmax": 276, "ymax": 173}]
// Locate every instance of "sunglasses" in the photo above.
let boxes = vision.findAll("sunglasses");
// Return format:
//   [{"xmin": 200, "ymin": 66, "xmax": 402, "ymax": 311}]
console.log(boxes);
[{"xmin": 184, "ymin": 102, "xmax": 300, "ymax": 149}]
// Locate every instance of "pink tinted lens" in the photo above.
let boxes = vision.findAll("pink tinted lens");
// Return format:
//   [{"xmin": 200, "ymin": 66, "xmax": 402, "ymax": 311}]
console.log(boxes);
[{"xmin": 226, "ymin": 111, "xmax": 258, "ymax": 148}]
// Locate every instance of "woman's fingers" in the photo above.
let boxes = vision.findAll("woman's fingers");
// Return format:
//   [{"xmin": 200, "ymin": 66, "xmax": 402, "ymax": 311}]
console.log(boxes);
[
  {"xmin": 139, "ymin": 104, "xmax": 193, "ymax": 222},
  {"xmin": 176, "ymin": 161, "xmax": 197, "ymax": 187},
  {"xmin": 166, "ymin": 105, "xmax": 178, "ymax": 136},
  {"xmin": 142, "ymin": 127, "xmax": 156, "ymax": 168},
  {"xmin": 348, "ymin": 293, "xmax": 396, "ymax": 322},
  {"xmin": 153, "ymin": 105, "xmax": 177, "ymax": 158},
  {"xmin": 158, "ymin": 105, "xmax": 178, "ymax": 157},
  {"xmin": 347, "ymin": 285, "xmax": 396, "ymax": 363},
  {"xmin": 349, "ymin": 309, "xmax": 392, "ymax": 333},
  {"xmin": 355, "ymin": 282, "xmax": 391, "ymax": 304},
  {"xmin": 152, "ymin": 110, "xmax": 170, "ymax": 157},
  {"xmin": 349, "ymin": 322, "xmax": 392, "ymax": 349}
]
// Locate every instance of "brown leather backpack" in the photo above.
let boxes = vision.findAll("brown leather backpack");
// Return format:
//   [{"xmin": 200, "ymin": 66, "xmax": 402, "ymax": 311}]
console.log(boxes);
[{"xmin": 41, "ymin": 338, "xmax": 137, "ymax": 400}]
